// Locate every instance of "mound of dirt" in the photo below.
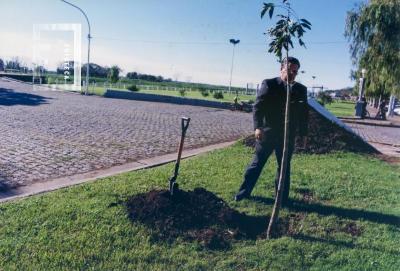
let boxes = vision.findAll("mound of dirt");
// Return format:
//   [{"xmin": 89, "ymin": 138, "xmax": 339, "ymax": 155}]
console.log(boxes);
[
  {"xmin": 126, "ymin": 188, "xmax": 297, "ymax": 249},
  {"xmin": 242, "ymin": 107, "xmax": 378, "ymax": 154}
]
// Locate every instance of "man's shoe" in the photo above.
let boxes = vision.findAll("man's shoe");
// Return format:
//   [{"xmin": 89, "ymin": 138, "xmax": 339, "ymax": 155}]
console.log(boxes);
[{"xmin": 234, "ymin": 190, "xmax": 250, "ymax": 201}]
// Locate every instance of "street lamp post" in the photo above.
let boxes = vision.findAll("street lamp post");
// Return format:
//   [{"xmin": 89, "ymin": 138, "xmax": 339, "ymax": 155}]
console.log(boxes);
[
  {"xmin": 311, "ymin": 75, "xmax": 316, "ymax": 97},
  {"xmin": 61, "ymin": 0, "xmax": 91, "ymax": 95},
  {"xmin": 355, "ymin": 68, "xmax": 367, "ymax": 117},
  {"xmin": 228, "ymin": 39, "xmax": 240, "ymax": 96}
]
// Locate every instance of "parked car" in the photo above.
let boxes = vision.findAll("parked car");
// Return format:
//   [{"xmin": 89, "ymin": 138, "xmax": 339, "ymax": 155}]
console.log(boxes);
[{"xmin": 394, "ymin": 106, "xmax": 400, "ymax": 115}]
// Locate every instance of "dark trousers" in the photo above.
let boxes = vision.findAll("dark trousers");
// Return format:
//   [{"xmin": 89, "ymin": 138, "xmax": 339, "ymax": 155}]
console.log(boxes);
[{"xmin": 238, "ymin": 134, "xmax": 294, "ymax": 203}]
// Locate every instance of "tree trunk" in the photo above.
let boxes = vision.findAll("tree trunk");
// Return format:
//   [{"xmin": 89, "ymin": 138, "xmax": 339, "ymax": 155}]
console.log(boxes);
[
  {"xmin": 266, "ymin": 49, "xmax": 291, "ymax": 239},
  {"xmin": 387, "ymin": 94, "xmax": 396, "ymax": 118}
]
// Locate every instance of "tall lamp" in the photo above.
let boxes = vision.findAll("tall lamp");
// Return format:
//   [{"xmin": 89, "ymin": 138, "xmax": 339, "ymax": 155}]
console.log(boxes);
[
  {"xmin": 228, "ymin": 39, "xmax": 240, "ymax": 95},
  {"xmin": 61, "ymin": 0, "xmax": 91, "ymax": 95}
]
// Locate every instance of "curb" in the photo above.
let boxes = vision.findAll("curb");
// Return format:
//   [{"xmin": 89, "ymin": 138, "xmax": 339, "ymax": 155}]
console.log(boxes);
[
  {"xmin": 104, "ymin": 89, "xmax": 235, "ymax": 110},
  {"xmin": 339, "ymin": 118, "xmax": 400, "ymax": 128},
  {"xmin": 0, "ymin": 141, "xmax": 237, "ymax": 203}
]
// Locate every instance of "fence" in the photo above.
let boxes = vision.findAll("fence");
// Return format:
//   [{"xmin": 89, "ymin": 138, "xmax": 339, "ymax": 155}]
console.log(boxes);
[{"xmin": 95, "ymin": 83, "xmax": 256, "ymax": 96}]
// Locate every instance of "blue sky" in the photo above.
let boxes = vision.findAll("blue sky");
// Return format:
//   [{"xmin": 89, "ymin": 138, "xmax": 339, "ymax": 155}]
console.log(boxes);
[{"xmin": 0, "ymin": 0, "xmax": 363, "ymax": 89}]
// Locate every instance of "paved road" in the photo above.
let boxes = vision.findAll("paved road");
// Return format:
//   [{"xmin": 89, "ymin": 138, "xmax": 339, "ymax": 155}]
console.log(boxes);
[{"xmin": 0, "ymin": 78, "xmax": 253, "ymax": 190}]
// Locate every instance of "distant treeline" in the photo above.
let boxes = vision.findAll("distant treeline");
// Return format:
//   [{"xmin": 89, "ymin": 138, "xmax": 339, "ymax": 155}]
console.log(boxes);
[
  {"xmin": 126, "ymin": 72, "xmax": 172, "ymax": 83},
  {"xmin": 56, "ymin": 62, "xmax": 172, "ymax": 83},
  {"xmin": 0, "ymin": 57, "xmax": 247, "ymax": 92}
]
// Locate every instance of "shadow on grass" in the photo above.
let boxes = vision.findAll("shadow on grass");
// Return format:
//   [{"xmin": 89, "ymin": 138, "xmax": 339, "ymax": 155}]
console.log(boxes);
[
  {"xmin": 293, "ymin": 234, "xmax": 355, "ymax": 248},
  {"xmin": 292, "ymin": 234, "xmax": 400, "ymax": 256},
  {"xmin": 250, "ymin": 196, "xmax": 400, "ymax": 226},
  {"xmin": 0, "ymin": 88, "xmax": 50, "ymax": 106}
]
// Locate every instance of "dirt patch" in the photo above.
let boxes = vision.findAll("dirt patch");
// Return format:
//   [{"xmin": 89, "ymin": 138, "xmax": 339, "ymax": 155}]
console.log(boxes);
[
  {"xmin": 295, "ymin": 188, "xmax": 314, "ymax": 203},
  {"xmin": 261, "ymin": 212, "xmax": 307, "ymax": 238},
  {"xmin": 324, "ymin": 221, "xmax": 363, "ymax": 237},
  {"xmin": 126, "ymin": 188, "xmax": 305, "ymax": 249},
  {"xmin": 242, "ymin": 107, "xmax": 378, "ymax": 155},
  {"xmin": 342, "ymin": 221, "xmax": 363, "ymax": 237}
]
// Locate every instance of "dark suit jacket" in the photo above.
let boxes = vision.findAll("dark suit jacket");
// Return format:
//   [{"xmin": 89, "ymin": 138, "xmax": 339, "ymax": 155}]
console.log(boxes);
[{"xmin": 253, "ymin": 77, "xmax": 308, "ymax": 138}]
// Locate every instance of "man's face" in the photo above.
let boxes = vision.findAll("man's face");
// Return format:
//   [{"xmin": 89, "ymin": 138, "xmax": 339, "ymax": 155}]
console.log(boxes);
[{"xmin": 280, "ymin": 62, "xmax": 299, "ymax": 83}]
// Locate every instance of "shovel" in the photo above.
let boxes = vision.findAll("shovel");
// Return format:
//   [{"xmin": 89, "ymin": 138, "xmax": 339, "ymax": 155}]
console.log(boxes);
[{"xmin": 169, "ymin": 117, "xmax": 191, "ymax": 196}]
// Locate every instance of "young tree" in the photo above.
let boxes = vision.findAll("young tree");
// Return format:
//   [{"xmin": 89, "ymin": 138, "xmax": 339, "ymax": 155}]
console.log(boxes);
[
  {"xmin": 261, "ymin": 0, "xmax": 311, "ymax": 239},
  {"xmin": 345, "ymin": 0, "xmax": 400, "ymax": 114}
]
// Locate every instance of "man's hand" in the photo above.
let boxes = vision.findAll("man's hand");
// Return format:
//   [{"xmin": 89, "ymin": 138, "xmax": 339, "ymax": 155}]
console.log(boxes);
[{"xmin": 255, "ymin": 128, "xmax": 263, "ymax": 141}]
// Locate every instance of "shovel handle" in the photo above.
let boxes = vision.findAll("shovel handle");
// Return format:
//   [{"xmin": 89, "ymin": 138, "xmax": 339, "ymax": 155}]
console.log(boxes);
[{"xmin": 181, "ymin": 117, "xmax": 190, "ymax": 135}]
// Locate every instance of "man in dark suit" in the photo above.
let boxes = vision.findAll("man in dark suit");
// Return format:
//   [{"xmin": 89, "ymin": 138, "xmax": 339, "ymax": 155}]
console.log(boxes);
[{"xmin": 235, "ymin": 57, "xmax": 308, "ymax": 205}]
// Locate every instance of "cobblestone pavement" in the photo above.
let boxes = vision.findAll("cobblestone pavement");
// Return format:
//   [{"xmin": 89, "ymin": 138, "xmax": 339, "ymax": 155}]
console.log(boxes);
[
  {"xmin": 341, "ymin": 106, "xmax": 400, "ymax": 157},
  {"xmin": 0, "ymin": 78, "xmax": 253, "ymax": 189}
]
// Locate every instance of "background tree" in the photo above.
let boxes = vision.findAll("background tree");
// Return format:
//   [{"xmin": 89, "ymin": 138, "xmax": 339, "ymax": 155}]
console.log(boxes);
[
  {"xmin": 5, "ymin": 57, "xmax": 22, "ymax": 71},
  {"xmin": 126, "ymin": 71, "xmax": 139, "ymax": 80},
  {"xmin": 126, "ymin": 71, "xmax": 170, "ymax": 82},
  {"xmin": 0, "ymin": 58, "xmax": 4, "ymax": 71},
  {"xmin": 345, "ymin": 0, "xmax": 400, "ymax": 113},
  {"xmin": 261, "ymin": 0, "xmax": 311, "ymax": 239},
  {"xmin": 317, "ymin": 91, "xmax": 333, "ymax": 106},
  {"xmin": 82, "ymin": 63, "xmax": 110, "ymax": 78},
  {"xmin": 108, "ymin": 65, "xmax": 121, "ymax": 83}
]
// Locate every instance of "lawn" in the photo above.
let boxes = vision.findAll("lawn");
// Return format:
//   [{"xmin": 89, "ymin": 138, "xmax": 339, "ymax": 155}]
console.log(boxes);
[
  {"xmin": 136, "ymin": 89, "xmax": 255, "ymax": 103},
  {"xmin": 0, "ymin": 142, "xmax": 399, "ymax": 270},
  {"xmin": 325, "ymin": 101, "xmax": 356, "ymax": 118},
  {"xmin": 46, "ymin": 84, "xmax": 255, "ymax": 103},
  {"xmin": 102, "ymin": 87, "xmax": 255, "ymax": 103}
]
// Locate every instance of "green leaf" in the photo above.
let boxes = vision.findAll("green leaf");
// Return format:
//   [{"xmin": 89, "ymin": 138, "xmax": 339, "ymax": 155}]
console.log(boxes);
[
  {"xmin": 288, "ymin": 39, "xmax": 294, "ymax": 49},
  {"xmin": 269, "ymin": 6, "xmax": 274, "ymax": 18},
  {"xmin": 276, "ymin": 19, "xmax": 286, "ymax": 25},
  {"xmin": 301, "ymin": 23, "xmax": 311, "ymax": 30},
  {"xmin": 300, "ymin": 18, "xmax": 312, "ymax": 26},
  {"xmin": 261, "ymin": 3, "xmax": 274, "ymax": 18}
]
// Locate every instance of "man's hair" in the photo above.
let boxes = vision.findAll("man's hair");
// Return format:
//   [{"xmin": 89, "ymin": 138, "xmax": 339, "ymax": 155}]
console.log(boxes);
[{"xmin": 281, "ymin": 57, "xmax": 301, "ymax": 69}]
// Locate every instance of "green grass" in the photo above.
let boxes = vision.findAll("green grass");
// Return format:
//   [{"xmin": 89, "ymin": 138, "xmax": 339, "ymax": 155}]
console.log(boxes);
[
  {"xmin": 47, "ymin": 85, "xmax": 255, "ymax": 103},
  {"xmin": 137, "ymin": 89, "xmax": 255, "ymax": 103},
  {"xmin": 1, "ymin": 143, "xmax": 399, "ymax": 270},
  {"xmin": 92, "ymin": 86, "xmax": 254, "ymax": 103},
  {"xmin": 325, "ymin": 101, "xmax": 356, "ymax": 117}
]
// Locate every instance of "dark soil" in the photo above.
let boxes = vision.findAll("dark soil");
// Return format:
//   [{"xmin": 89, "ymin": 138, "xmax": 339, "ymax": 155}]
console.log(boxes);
[
  {"xmin": 342, "ymin": 221, "xmax": 362, "ymax": 237},
  {"xmin": 324, "ymin": 221, "xmax": 363, "ymax": 237},
  {"xmin": 126, "ymin": 188, "xmax": 302, "ymax": 249},
  {"xmin": 242, "ymin": 106, "xmax": 379, "ymax": 154}
]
